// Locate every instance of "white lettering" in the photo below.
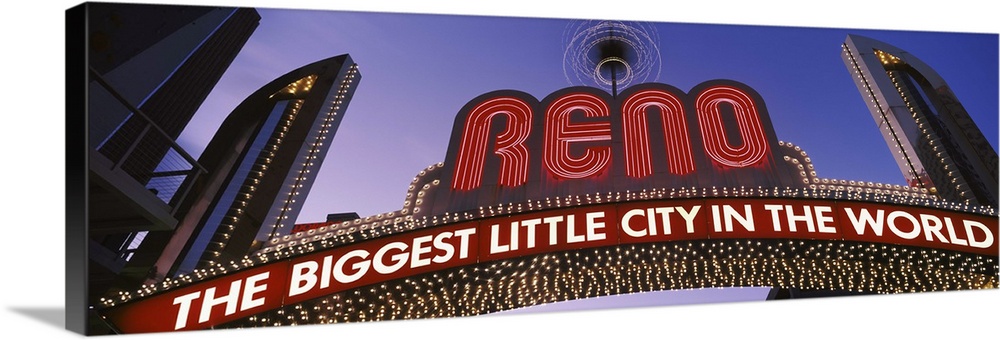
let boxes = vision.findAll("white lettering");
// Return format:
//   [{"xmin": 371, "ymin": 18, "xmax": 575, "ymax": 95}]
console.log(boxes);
[
  {"xmin": 887, "ymin": 211, "xmax": 920, "ymax": 240},
  {"xmin": 784, "ymin": 204, "xmax": 814, "ymax": 232},
  {"xmin": 585, "ymin": 211, "xmax": 607, "ymax": 241},
  {"xmin": 545, "ymin": 216, "xmax": 563, "ymax": 245},
  {"xmin": 566, "ymin": 215, "xmax": 584, "ymax": 243},
  {"xmin": 490, "ymin": 224, "xmax": 509, "ymax": 254},
  {"xmin": 764, "ymin": 204, "xmax": 783, "ymax": 231},
  {"xmin": 522, "ymin": 218, "xmax": 541, "ymax": 248},
  {"xmin": 334, "ymin": 249, "xmax": 370, "ymax": 284},
  {"xmin": 240, "ymin": 272, "xmax": 269, "ymax": 311},
  {"xmin": 454, "ymin": 228, "xmax": 476, "ymax": 259},
  {"xmin": 172, "ymin": 291, "xmax": 200, "ymax": 330},
  {"xmin": 716, "ymin": 204, "xmax": 754, "ymax": 232},
  {"xmin": 919, "ymin": 214, "xmax": 948, "ymax": 243},
  {"xmin": 374, "ymin": 242, "xmax": 409, "ymax": 274},
  {"xmin": 411, "ymin": 235, "xmax": 433, "ymax": 268},
  {"xmin": 844, "ymin": 208, "xmax": 885, "ymax": 236},
  {"xmin": 965, "ymin": 220, "xmax": 994, "ymax": 249},
  {"xmin": 432, "ymin": 232, "xmax": 454, "ymax": 264},
  {"xmin": 288, "ymin": 261, "xmax": 318, "ymax": 297},
  {"xmin": 621, "ymin": 209, "xmax": 647, "ymax": 237},
  {"xmin": 815, "ymin": 206, "xmax": 836, "ymax": 233},
  {"xmin": 945, "ymin": 218, "xmax": 968, "ymax": 246},
  {"xmin": 198, "ymin": 280, "xmax": 241, "ymax": 323},
  {"xmin": 677, "ymin": 205, "xmax": 701, "ymax": 234}
]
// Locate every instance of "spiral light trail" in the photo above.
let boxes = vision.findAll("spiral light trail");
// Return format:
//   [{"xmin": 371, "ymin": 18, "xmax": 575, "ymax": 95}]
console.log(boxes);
[{"xmin": 562, "ymin": 20, "xmax": 662, "ymax": 93}]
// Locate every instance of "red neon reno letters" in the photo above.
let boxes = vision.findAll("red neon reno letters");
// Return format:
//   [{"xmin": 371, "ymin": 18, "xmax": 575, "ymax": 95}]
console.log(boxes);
[
  {"xmin": 543, "ymin": 92, "xmax": 613, "ymax": 180},
  {"xmin": 451, "ymin": 97, "xmax": 534, "ymax": 190},
  {"xmin": 621, "ymin": 88, "xmax": 695, "ymax": 177},
  {"xmin": 450, "ymin": 81, "xmax": 774, "ymax": 191}
]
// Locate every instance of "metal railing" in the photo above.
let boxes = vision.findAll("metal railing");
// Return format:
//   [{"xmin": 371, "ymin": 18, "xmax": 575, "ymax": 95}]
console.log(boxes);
[{"xmin": 88, "ymin": 67, "xmax": 207, "ymax": 214}]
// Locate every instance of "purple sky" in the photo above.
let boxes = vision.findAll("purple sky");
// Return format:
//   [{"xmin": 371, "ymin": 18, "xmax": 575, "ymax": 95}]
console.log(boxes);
[
  {"xmin": 170, "ymin": 6, "xmax": 997, "ymax": 310},
  {"xmin": 178, "ymin": 7, "xmax": 998, "ymax": 224}
]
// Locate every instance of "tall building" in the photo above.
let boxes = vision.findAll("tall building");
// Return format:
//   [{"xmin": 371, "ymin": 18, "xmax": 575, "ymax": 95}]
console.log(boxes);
[
  {"xmin": 80, "ymin": 2, "xmax": 260, "ymax": 300},
  {"xmin": 69, "ymin": 2, "xmax": 261, "ymax": 334},
  {"xmin": 841, "ymin": 34, "xmax": 998, "ymax": 207},
  {"xmin": 89, "ymin": 4, "xmax": 261, "ymax": 179},
  {"xmin": 147, "ymin": 54, "xmax": 361, "ymax": 277}
]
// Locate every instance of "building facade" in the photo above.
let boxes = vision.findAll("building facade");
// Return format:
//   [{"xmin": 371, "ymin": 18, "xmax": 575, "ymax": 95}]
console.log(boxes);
[
  {"xmin": 149, "ymin": 54, "xmax": 361, "ymax": 278},
  {"xmin": 82, "ymin": 2, "xmax": 260, "ymax": 307},
  {"xmin": 841, "ymin": 34, "xmax": 998, "ymax": 207},
  {"xmin": 72, "ymin": 3, "xmax": 262, "ymax": 334}
]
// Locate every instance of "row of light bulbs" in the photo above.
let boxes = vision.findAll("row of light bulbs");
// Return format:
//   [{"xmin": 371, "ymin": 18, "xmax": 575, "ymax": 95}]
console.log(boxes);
[{"xmin": 223, "ymin": 239, "xmax": 996, "ymax": 328}]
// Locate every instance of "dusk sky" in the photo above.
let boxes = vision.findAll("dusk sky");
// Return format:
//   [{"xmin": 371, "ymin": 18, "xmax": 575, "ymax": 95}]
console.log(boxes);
[
  {"xmin": 178, "ymin": 6, "xmax": 999, "ymax": 224},
  {"xmin": 170, "ymin": 5, "xmax": 998, "ymax": 311}
]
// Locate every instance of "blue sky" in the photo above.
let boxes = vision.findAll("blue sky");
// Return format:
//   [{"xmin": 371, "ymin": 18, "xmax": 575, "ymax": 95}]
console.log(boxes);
[{"xmin": 178, "ymin": 6, "xmax": 998, "ymax": 223}]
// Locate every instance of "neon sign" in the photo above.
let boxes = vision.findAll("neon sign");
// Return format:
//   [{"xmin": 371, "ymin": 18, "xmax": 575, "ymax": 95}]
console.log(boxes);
[
  {"xmin": 431, "ymin": 80, "xmax": 791, "ymax": 217},
  {"xmin": 99, "ymin": 79, "xmax": 998, "ymax": 334}
]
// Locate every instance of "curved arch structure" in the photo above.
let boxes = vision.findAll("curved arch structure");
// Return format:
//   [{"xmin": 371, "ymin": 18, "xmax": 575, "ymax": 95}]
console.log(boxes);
[
  {"xmin": 841, "ymin": 35, "xmax": 998, "ymax": 207},
  {"xmin": 236, "ymin": 240, "xmax": 995, "ymax": 327},
  {"xmin": 99, "ymin": 186, "xmax": 997, "ymax": 333},
  {"xmin": 149, "ymin": 55, "xmax": 361, "ymax": 280}
]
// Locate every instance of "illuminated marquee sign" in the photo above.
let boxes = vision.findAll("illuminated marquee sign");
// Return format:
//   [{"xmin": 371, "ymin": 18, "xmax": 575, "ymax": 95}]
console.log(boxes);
[
  {"xmin": 426, "ymin": 80, "xmax": 803, "ymax": 217},
  {"xmin": 102, "ymin": 197, "xmax": 997, "ymax": 333},
  {"xmin": 98, "ymin": 77, "xmax": 997, "ymax": 334}
]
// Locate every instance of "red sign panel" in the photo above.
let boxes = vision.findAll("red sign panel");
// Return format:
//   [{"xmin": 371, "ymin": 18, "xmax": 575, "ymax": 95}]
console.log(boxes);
[
  {"xmin": 103, "ymin": 198, "xmax": 997, "ymax": 333},
  {"xmin": 430, "ymin": 81, "xmax": 794, "ymax": 217},
  {"xmin": 282, "ymin": 222, "xmax": 480, "ymax": 305},
  {"xmin": 703, "ymin": 199, "xmax": 846, "ymax": 241},
  {"xmin": 617, "ymin": 199, "xmax": 707, "ymax": 244},
  {"xmin": 836, "ymin": 201, "xmax": 996, "ymax": 255},
  {"xmin": 479, "ymin": 205, "xmax": 619, "ymax": 261},
  {"xmin": 103, "ymin": 264, "xmax": 290, "ymax": 333}
]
